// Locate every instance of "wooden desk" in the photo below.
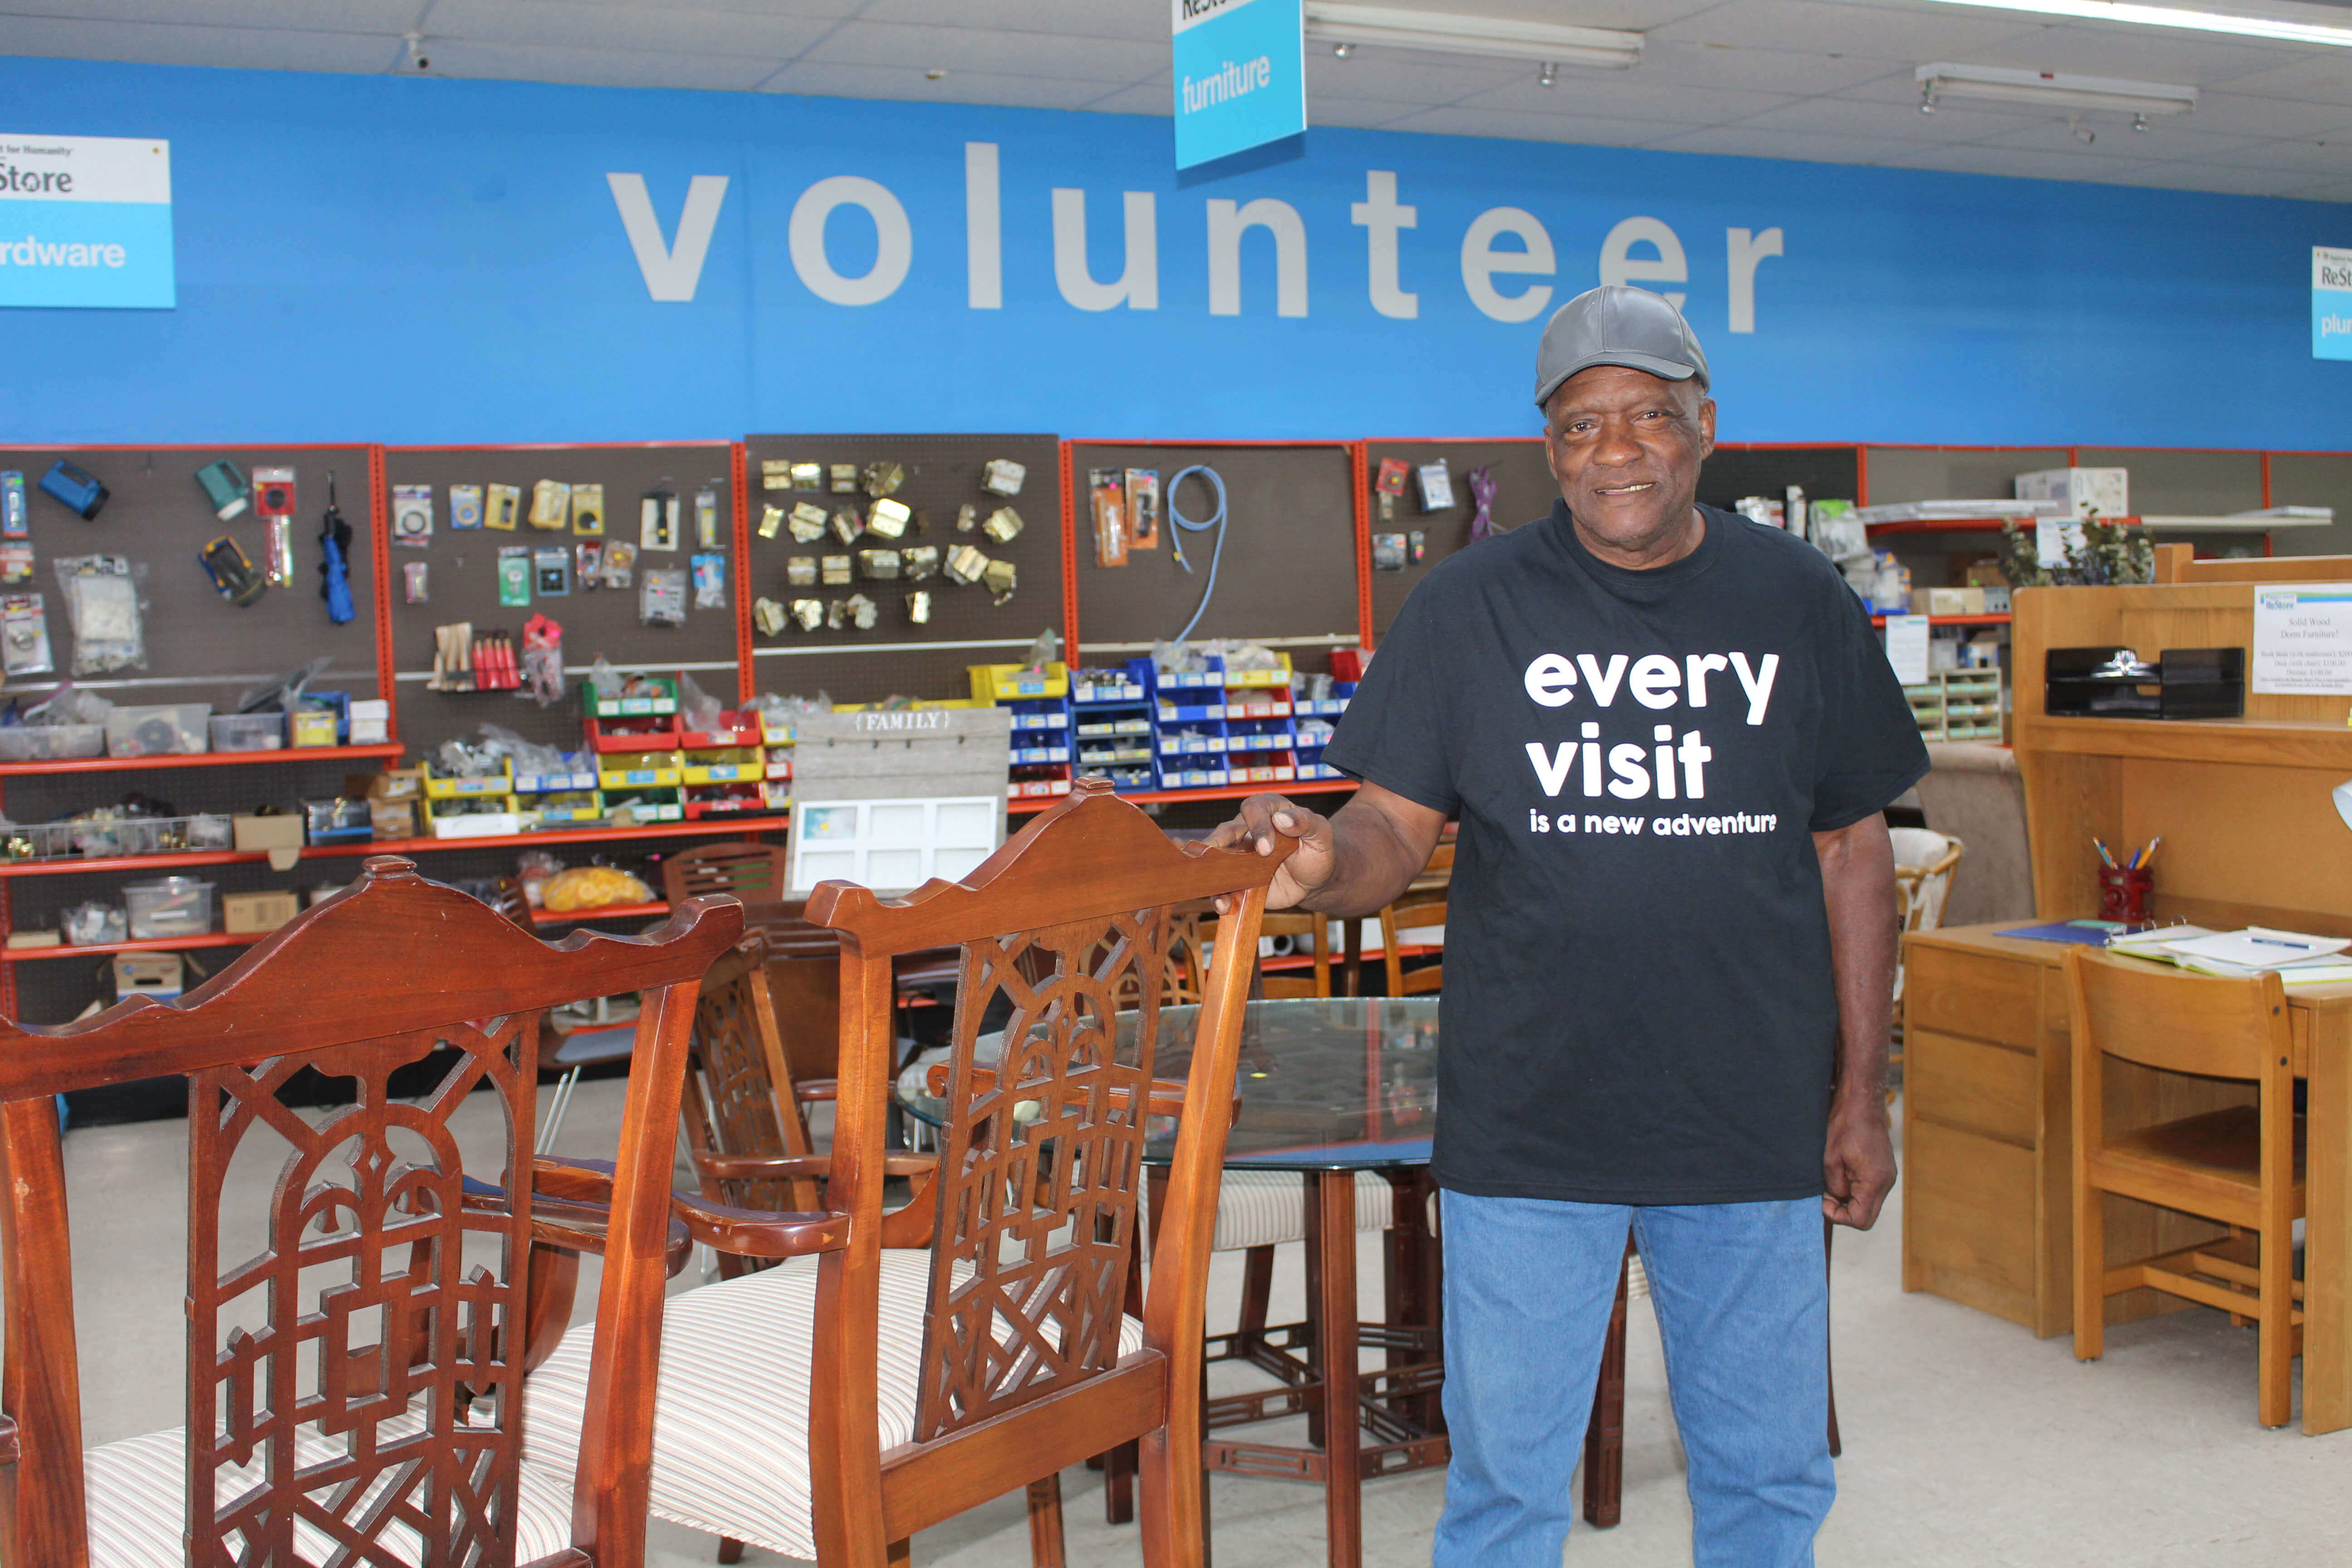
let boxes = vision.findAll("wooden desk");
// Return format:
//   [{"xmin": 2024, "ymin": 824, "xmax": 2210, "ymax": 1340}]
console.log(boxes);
[{"xmin": 1902, "ymin": 923, "xmax": 2352, "ymax": 1436}]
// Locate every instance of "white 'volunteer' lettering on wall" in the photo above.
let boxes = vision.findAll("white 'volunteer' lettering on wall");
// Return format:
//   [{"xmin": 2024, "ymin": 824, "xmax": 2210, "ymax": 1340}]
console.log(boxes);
[{"xmin": 603, "ymin": 147, "xmax": 1784, "ymax": 326}]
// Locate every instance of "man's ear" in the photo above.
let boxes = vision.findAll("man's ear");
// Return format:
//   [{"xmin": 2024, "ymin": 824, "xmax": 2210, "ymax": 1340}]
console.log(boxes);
[{"xmin": 1695, "ymin": 396, "xmax": 1718, "ymax": 459}]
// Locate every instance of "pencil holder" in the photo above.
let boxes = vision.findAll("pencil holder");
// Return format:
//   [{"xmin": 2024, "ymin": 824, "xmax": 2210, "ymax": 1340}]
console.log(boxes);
[{"xmin": 2098, "ymin": 865, "xmax": 2152, "ymax": 924}]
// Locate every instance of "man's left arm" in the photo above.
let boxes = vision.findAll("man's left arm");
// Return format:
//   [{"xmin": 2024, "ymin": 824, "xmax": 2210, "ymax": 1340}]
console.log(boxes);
[{"xmin": 1814, "ymin": 813, "xmax": 1899, "ymax": 1230}]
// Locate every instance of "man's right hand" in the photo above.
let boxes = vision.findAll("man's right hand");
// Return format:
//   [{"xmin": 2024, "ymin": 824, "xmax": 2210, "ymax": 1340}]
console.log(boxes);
[{"xmin": 1205, "ymin": 794, "xmax": 1335, "ymax": 911}]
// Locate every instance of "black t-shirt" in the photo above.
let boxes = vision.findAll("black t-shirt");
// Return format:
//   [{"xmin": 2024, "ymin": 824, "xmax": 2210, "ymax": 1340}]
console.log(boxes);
[{"xmin": 1323, "ymin": 501, "xmax": 1930, "ymax": 1204}]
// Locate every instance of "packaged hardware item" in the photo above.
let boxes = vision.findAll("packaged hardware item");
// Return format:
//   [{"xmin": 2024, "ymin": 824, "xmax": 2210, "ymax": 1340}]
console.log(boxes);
[
  {"xmin": 198, "ymin": 536, "xmax": 266, "ymax": 606},
  {"xmin": 0, "ymin": 543, "xmax": 33, "ymax": 584},
  {"xmin": 981, "ymin": 558, "xmax": 1018, "ymax": 606},
  {"xmin": 529, "ymin": 479, "xmax": 571, "ymax": 529},
  {"xmin": 691, "ymin": 552, "xmax": 727, "ymax": 609},
  {"xmin": 195, "ymin": 459, "xmax": 248, "ymax": 521},
  {"xmin": 760, "ymin": 458, "xmax": 793, "ymax": 491},
  {"xmin": 789, "ymin": 598, "xmax": 823, "ymax": 631},
  {"xmin": 753, "ymin": 597, "xmax": 786, "ymax": 635},
  {"xmin": 1088, "ymin": 470, "xmax": 1127, "ymax": 568},
  {"xmin": 497, "ymin": 548, "xmax": 531, "ymax": 607},
  {"xmin": 1, "ymin": 593, "xmax": 53, "ymax": 676},
  {"xmin": 533, "ymin": 544, "xmax": 571, "ymax": 597},
  {"xmin": 696, "ymin": 487, "xmax": 720, "ymax": 549},
  {"xmin": 0, "ymin": 471, "xmax": 25, "ymax": 537},
  {"xmin": 571, "ymin": 482, "xmax": 605, "ymax": 536},
  {"xmin": 484, "ymin": 483, "xmax": 521, "ymax": 531},
  {"xmin": 600, "ymin": 539, "xmax": 637, "ymax": 588},
  {"xmin": 760, "ymin": 504, "xmax": 785, "ymax": 539},
  {"xmin": 843, "ymin": 593, "xmax": 879, "ymax": 630},
  {"xmin": 902, "ymin": 544, "xmax": 940, "ymax": 582},
  {"xmin": 392, "ymin": 483, "xmax": 434, "ymax": 548},
  {"xmin": 575, "ymin": 541, "xmax": 601, "ymax": 589},
  {"xmin": 449, "ymin": 483, "xmax": 485, "ymax": 529},
  {"xmin": 862, "ymin": 461, "xmax": 904, "ymax": 499},
  {"xmin": 858, "ymin": 549, "xmax": 902, "ymax": 581},
  {"xmin": 1125, "ymin": 469, "xmax": 1160, "ymax": 549},
  {"xmin": 54, "ymin": 555, "xmax": 143, "ymax": 673},
  {"xmin": 956, "ymin": 503, "xmax": 978, "ymax": 533},
  {"xmin": 868, "ymin": 498, "xmax": 911, "ymax": 539},
  {"xmin": 641, "ymin": 490, "xmax": 679, "ymax": 551},
  {"xmin": 641, "ymin": 565, "xmax": 688, "ymax": 626},
  {"xmin": 831, "ymin": 507, "xmax": 863, "ymax": 546},
  {"xmin": 820, "ymin": 554, "xmax": 853, "ymax": 586},
  {"xmin": 1416, "ymin": 460, "xmax": 1455, "ymax": 512},
  {"xmin": 982, "ymin": 458, "xmax": 1026, "ymax": 497},
  {"xmin": 788, "ymin": 502, "xmax": 828, "ymax": 543},
  {"xmin": 790, "ymin": 461, "xmax": 823, "ymax": 490},
  {"xmin": 252, "ymin": 468, "xmax": 296, "ymax": 521},
  {"xmin": 38, "ymin": 460, "xmax": 108, "ymax": 520},
  {"xmin": 786, "ymin": 556, "xmax": 818, "ymax": 586},
  {"xmin": 945, "ymin": 544, "xmax": 989, "ymax": 585},
  {"xmin": 983, "ymin": 506, "xmax": 1024, "ymax": 544},
  {"xmin": 829, "ymin": 463, "xmax": 858, "ymax": 494},
  {"xmin": 906, "ymin": 588, "xmax": 932, "ymax": 624}
]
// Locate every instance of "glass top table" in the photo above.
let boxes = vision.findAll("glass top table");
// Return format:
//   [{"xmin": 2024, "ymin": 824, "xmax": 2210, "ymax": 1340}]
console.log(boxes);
[{"xmin": 893, "ymin": 996, "xmax": 1440, "ymax": 1171}]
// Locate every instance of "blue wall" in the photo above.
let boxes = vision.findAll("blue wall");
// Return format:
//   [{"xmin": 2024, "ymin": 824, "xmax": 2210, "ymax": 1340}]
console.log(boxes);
[{"xmin": 1, "ymin": 55, "xmax": 2347, "ymax": 447}]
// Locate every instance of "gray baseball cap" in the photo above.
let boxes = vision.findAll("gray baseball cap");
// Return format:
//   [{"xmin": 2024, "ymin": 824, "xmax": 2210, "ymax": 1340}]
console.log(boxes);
[{"xmin": 1534, "ymin": 285, "xmax": 1710, "ymax": 409}]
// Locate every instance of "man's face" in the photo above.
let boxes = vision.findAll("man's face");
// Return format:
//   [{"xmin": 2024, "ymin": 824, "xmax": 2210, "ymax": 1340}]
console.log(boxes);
[{"xmin": 1543, "ymin": 365, "xmax": 1717, "ymax": 563}]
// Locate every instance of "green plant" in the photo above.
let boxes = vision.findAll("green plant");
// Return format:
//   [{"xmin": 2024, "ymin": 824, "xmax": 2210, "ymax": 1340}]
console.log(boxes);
[{"xmin": 1999, "ymin": 510, "xmax": 2152, "ymax": 589}]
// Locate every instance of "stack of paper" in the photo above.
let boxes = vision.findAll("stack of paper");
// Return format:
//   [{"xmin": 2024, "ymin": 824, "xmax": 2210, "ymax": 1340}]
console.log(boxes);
[{"xmin": 2110, "ymin": 926, "xmax": 2352, "ymax": 985}]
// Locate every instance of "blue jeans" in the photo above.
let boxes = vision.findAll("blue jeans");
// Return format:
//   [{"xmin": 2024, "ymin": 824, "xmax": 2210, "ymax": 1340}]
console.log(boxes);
[{"xmin": 1432, "ymin": 1193, "xmax": 1833, "ymax": 1568}]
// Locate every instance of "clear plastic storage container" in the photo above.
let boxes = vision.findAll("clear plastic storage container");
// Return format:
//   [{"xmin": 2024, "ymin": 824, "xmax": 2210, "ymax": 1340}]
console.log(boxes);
[
  {"xmin": 105, "ymin": 705, "xmax": 212, "ymax": 758},
  {"xmin": 0, "ymin": 725, "xmax": 107, "ymax": 762},
  {"xmin": 208, "ymin": 713, "xmax": 285, "ymax": 752},
  {"xmin": 123, "ymin": 877, "xmax": 216, "ymax": 940}
]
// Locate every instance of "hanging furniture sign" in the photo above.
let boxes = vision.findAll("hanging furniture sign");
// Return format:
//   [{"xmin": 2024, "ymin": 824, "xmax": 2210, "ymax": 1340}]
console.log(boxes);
[
  {"xmin": 2317, "ymin": 247, "xmax": 2352, "ymax": 362},
  {"xmin": 1171, "ymin": 0, "xmax": 1307, "ymax": 170},
  {"xmin": 0, "ymin": 133, "xmax": 175, "ymax": 309}
]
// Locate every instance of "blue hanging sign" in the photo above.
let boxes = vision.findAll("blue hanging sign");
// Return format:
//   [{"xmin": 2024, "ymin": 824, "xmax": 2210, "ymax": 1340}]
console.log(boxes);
[
  {"xmin": 0, "ymin": 133, "xmax": 175, "ymax": 309},
  {"xmin": 1171, "ymin": 0, "xmax": 1307, "ymax": 171},
  {"xmin": 2316, "ymin": 246, "xmax": 2352, "ymax": 361}
]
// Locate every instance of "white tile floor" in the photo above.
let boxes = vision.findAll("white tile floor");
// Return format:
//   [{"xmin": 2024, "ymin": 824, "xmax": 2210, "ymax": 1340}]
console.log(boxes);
[{"xmin": 48, "ymin": 1077, "xmax": 2352, "ymax": 1567}]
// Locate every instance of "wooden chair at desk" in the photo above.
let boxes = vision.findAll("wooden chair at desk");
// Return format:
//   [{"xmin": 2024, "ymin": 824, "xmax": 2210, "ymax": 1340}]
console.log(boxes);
[
  {"xmin": 1378, "ymin": 890, "xmax": 1447, "ymax": 998},
  {"xmin": 2067, "ymin": 948, "xmax": 2306, "ymax": 1427},
  {"xmin": 1339, "ymin": 837, "xmax": 1452, "ymax": 995},
  {"xmin": 0, "ymin": 854, "xmax": 746, "ymax": 1568},
  {"xmin": 518, "ymin": 780, "xmax": 1285, "ymax": 1567}
]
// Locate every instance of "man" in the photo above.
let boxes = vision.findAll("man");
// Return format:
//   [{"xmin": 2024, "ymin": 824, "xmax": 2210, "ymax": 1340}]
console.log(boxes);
[{"xmin": 1209, "ymin": 285, "xmax": 1926, "ymax": 1567}]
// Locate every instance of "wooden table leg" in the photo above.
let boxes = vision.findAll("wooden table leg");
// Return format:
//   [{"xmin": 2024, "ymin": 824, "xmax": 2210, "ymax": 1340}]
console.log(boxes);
[
  {"xmin": 2306, "ymin": 1010, "xmax": 2352, "ymax": 1435},
  {"xmin": 1315, "ymin": 1170, "xmax": 1363, "ymax": 1568}
]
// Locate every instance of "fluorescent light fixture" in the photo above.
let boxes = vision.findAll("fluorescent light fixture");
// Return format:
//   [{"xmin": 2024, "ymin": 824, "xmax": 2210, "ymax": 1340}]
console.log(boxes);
[
  {"xmin": 1916, "ymin": 62, "xmax": 2199, "ymax": 115},
  {"xmin": 1922, "ymin": 0, "xmax": 2352, "ymax": 48},
  {"xmin": 1304, "ymin": 3, "xmax": 1643, "ymax": 69}
]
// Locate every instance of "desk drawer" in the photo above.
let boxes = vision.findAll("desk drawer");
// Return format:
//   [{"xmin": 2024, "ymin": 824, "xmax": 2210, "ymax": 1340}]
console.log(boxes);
[
  {"xmin": 1906, "ymin": 945, "xmax": 2041, "ymax": 1046},
  {"xmin": 1904, "ymin": 1118, "xmax": 2039, "ymax": 1329},
  {"xmin": 1908, "ymin": 1028, "xmax": 2037, "ymax": 1147}
]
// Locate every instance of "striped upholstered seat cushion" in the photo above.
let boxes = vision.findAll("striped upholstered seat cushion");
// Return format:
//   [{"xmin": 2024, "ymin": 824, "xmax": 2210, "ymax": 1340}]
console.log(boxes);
[
  {"xmin": 520, "ymin": 1247, "xmax": 1145, "ymax": 1561},
  {"xmin": 83, "ymin": 1414, "xmax": 576, "ymax": 1568},
  {"xmin": 1211, "ymin": 1168, "xmax": 1397, "ymax": 1252}
]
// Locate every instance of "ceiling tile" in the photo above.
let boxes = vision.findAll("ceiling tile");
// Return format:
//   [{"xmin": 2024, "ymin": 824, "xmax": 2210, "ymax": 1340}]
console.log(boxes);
[
  {"xmin": 415, "ymin": 37, "xmax": 782, "ymax": 89},
  {"xmin": 1308, "ymin": 98, "xmax": 1435, "ymax": 129},
  {"xmin": 1725, "ymin": 93, "xmax": 2040, "ymax": 142},
  {"xmin": 1633, "ymin": 41, "xmax": 1909, "ymax": 95},
  {"xmin": 800, "ymin": 19, "xmax": 1163, "ymax": 80},
  {"xmin": 424, "ymin": 0, "xmax": 834, "ymax": 59},
  {"xmin": 0, "ymin": 15, "xmax": 397, "ymax": 72},
  {"xmin": 0, "ymin": 0, "xmax": 414, "ymax": 27},
  {"xmin": 2183, "ymin": 89, "xmax": 2352, "ymax": 139},
  {"xmin": 1381, "ymin": 104, "xmax": 1679, "ymax": 148},
  {"xmin": 1451, "ymin": 73, "xmax": 1796, "ymax": 122},
  {"xmin": 1878, "ymin": 140, "xmax": 2166, "ymax": 181},
  {"xmin": 1970, "ymin": 118, "xmax": 2247, "ymax": 161},
  {"xmin": 1304, "ymin": 49, "xmax": 1525, "ymax": 104},
  {"xmin": 1950, "ymin": 22, "xmax": 2303, "ymax": 85},
  {"xmin": 1077, "ymin": 81, "xmax": 1172, "ymax": 116},
  {"xmin": 856, "ymin": 0, "xmax": 1163, "ymax": 43},
  {"xmin": 1641, "ymin": 123, "xmax": 1917, "ymax": 164},
  {"xmin": 2190, "ymin": 134, "xmax": 2352, "ymax": 174},
  {"xmin": 1340, "ymin": 0, "xmax": 1726, "ymax": 26},
  {"xmin": 1646, "ymin": 0, "xmax": 2043, "ymax": 62},
  {"xmin": 2280, "ymin": 176, "xmax": 2352, "ymax": 203},
  {"xmin": 2199, "ymin": 54, "xmax": 2352, "ymax": 103},
  {"xmin": 764, "ymin": 59, "xmax": 1127, "ymax": 110},
  {"xmin": 2103, "ymin": 161, "xmax": 2337, "ymax": 197}
]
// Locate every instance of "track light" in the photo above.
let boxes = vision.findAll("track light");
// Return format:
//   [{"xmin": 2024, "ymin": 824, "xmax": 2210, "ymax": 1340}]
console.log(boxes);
[
  {"xmin": 2133, "ymin": 112, "xmax": 2148, "ymax": 131},
  {"xmin": 1539, "ymin": 61, "xmax": 1558, "ymax": 86},
  {"xmin": 2070, "ymin": 115, "xmax": 2097, "ymax": 143},
  {"xmin": 402, "ymin": 30, "xmax": 429, "ymax": 71},
  {"xmin": 1303, "ymin": 3, "xmax": 1643, "ymax": 70},
  {"xmin": 1915, "ymin": 62, "xmax": 2197, "ymax": 118},
  {"xmin": 1333, "ymin": 40, "xmax": 1354, "ymax": 58}
]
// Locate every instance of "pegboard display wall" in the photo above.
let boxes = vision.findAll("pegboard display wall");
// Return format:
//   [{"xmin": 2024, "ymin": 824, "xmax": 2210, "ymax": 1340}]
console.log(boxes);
[
  {"xmin": 740, "ymin": 433, "xmax": 1064, "ymax": 708},
  {"xmin": 0, "ymin": 443, "xmax": 387, "ymax": 713},
  {"xmin": 1361, "ymin": 439, "xmax": 1550, "ymax": 639},
  {"xmin": 379, "ymin": 443, "xmax": 742, "ymax": 758},
  {"xmin": 1066, "ymin": 442, "xmax": 1362, "ymax": 662}
]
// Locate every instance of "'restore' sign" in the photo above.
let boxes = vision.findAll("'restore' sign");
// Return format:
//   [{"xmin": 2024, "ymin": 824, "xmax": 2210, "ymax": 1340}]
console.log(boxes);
[
  {"xmin": 0, "ymin": 133, "xmax": 174, "ymax": 309},
  {"xmin": 2316, "ymin": 245, "xmax": 2352, "ymax": 361},
  {"xmin": 1171, "ymin": 0, "xmax": 1306, "ymax": 170}
]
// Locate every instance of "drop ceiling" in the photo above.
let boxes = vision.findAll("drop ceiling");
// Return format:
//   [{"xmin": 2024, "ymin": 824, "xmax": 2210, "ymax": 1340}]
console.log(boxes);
[{"xmin": 5, "ymin": 0, "xmax": 2352, "ymax": 201}]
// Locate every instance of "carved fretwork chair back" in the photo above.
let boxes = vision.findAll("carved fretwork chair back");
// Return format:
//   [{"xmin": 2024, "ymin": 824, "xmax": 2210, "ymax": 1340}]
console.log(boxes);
[
  {"xmin": 0, "ymin": 854, "xmax": 743, "ymax": 1568},
  {"xmin": 680, "ymin": 930, "xmax": 826, "ymax": 1248},
  {"xmin": 799, "ymin": 778, "xmax": 1285, "ymax": 1564}
]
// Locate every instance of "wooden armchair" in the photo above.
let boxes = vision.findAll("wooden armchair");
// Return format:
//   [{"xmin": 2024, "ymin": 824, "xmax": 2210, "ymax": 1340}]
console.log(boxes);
[
  {"xmin": 0, "ymin": 854, "xmax": 750, "ymax": 1568},
  {"xmin": 517, "ymin": 779, "xmax": 1289, "ymax": 1566},
  {"xmin": 1378, "ymin": 891, "xmax": 1446, "ymax": 997},
  {"xmin": 662, "ymin": 839, "xmax": 793, "ymax": 910}
]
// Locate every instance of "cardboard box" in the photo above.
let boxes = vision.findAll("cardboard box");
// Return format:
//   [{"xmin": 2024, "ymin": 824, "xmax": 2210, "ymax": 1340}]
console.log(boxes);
[
  {"xmin": 1909, "ymin": 587, "xmax": 1987, "ymax": 616},
  {"xmin": 289, "ymin": 709, "xmax": 339, "ymax": 747},
  {"xmin": 2015, "ymin": 466, "xmax": 2128, "ymax": 520},
  {"xmin": 370, "ymin": 800, "xmax": 417, "ymax": 841},
  {"xmin": 348, "ymin": 699, "xmax": 391, "ymax": 746},
  {"xmin": 223, "ymin": 891, "xmax": 300, "ymax": 936},
  {"xmin": 358, "ymin": 768, "xmax": 423, "ymax": 804},
  {"xmin": 113, "ymin": 953, "xmax": 184, "ymax": 1000},
  {"xmin": 233, "ymin": 813, "xmax": 305, "ymax": 871}
]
